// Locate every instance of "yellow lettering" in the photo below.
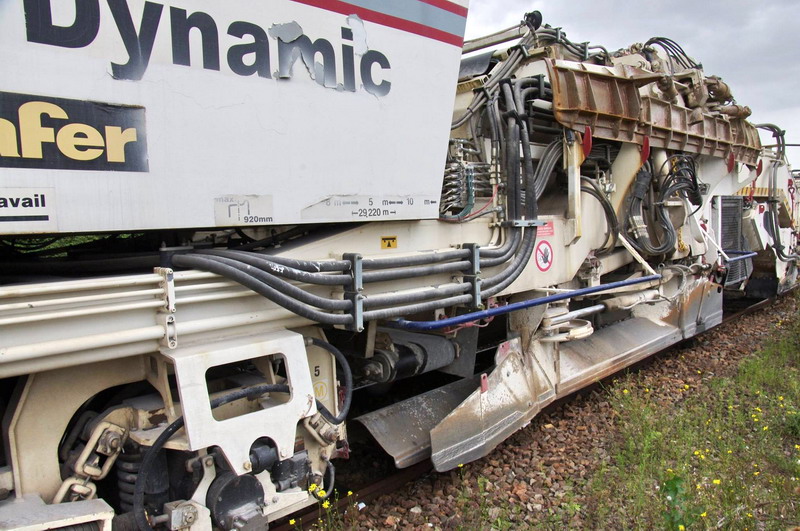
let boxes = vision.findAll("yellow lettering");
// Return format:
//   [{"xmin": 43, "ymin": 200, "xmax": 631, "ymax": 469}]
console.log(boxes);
[
  {"xmin": 104, "ymin": 126, "xmax": 137, "ymax": 163},
  {"xmin": 56, "ymin": 123, "xmax": 104, "ymax": 161},
  {"xmin": 19, "ymin": 101, "xmax": 68, "ymax": 159},
  {"xmin": 0, "ymin": 118, "xmax": 20, "ymax": 157}
]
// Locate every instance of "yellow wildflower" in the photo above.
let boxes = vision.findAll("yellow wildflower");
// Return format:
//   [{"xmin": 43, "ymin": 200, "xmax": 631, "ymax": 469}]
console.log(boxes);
[
  {"xmin": 727, "ymin": 450, "xmax": 733, "ymax": 454},
  {"xmin": 317, "ymin": 490, "xmax": 327, "ymax": 498},
  {"xmin": 700, "ymin": 512, "xmax": 707, "ymax": 518},
  {"xmin": 347, "ymin": 490, "xmax": 353, "ymax": 496},
  {"xmin": 694, "ymin": 450, "xmax": 700, "ymax": 456},
  {"xmin": 308, "ymin": 483, "xmax": 318, "ymax": 493},
  {"xmin": 322, "ymin": 500, "xmax": 331, "ymax": 509},
  {"xmin": 684, "ymin": 384, "xmax": 690, "ymax": 390},
  {"xmin": 763, "ymin": 426, "xmax": 769, "ymax": 431},
  {"xmin": 289, "ymin": 519, "xmax": 296, "ymax": 526},
  {"xmin": 754, "ymin": 407, "xmax": 762, "ymax": 412},
  {"xmin": 779, "ymin": 396, "xmax": 784, "ymax": 401},
  {"xmin": 700, "ymin": 454, "xmax": 706, "ymax": 460},
  {"xmin": 754, "ymin": 471, "xmax": 760, "ymax": 476},
  {"xmin": 458, "ymin": 463, "xmax": 464, "ymax": 468},
  {"xmin": 696, "ymin": 484, "xmax": 702, "ymax": 489},
  {"xmin": 623, "ymin": 389, "xmax": 629, "ymax": 394},
  {"xmin": 713, "ymin": 479, "xmax": 721, "ymax": 485},
  {"xmin": 678, "ymin": 525, "xmax": 685, "ymax": 531}
]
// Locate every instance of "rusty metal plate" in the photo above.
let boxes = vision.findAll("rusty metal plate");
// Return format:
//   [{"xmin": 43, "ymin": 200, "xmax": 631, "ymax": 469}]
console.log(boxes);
[{"xmin": 546, "ymin": 59, "xmax": 760, "ymax": 165}]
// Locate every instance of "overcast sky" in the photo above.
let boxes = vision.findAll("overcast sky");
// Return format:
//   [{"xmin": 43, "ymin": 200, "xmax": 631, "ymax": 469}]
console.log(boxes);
[{"xmin": 464, "ymin": 0, "xmax": 800, "ymax": 162}]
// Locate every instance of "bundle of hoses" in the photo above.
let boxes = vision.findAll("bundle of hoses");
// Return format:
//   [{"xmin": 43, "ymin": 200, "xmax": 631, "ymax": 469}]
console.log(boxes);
[
  {"xmin": 132, "ymin": 338, "xmax": 350, "ymax": 531},
  {"xmin": 757, "ymin": 123, "xmax": 798, "ymax": 262},
  {"xmin": 623, "ymin": 156, "xmax": 701, "ymax": 257},
  {"xmin": 580, "ymin": 176, "xmax": 619, "ymax": 256}
]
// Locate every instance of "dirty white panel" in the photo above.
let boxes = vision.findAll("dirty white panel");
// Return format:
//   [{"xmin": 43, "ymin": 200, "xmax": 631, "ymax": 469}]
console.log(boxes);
[{"xmin": 0, "ymin": 0, "xmax": 468, "ymax": 234}]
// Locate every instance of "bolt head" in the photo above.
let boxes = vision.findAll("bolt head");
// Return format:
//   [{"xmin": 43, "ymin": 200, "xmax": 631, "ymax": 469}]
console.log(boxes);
[
  {"xmin": 243, "ymin": 461, "xmax": 252, "ymax": 471},
  {"xmin": 204, "ymin": 456, "xmax": 215, "ymax": 467}
]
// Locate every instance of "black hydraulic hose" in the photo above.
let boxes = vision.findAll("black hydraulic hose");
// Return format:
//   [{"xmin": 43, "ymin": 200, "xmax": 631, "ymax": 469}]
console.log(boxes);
[
  {"xmin": 308, "ymin": 337, "xmax": 352, "ymax": 424},
  {"xmin": 360, "ymin": 249, "xmax": 470, "ymax": 270},
  {"xmin": 363, "ymin": 293, "xmax": 474, "ymax": 321},
  {"xmin": 481, "ymin": 227, "xmax": 538, "ymax": 296},
  {"xmin": 362, "ymin": 260, "xmax": 471, "ymax": 283},
  {"xmin": 480, "ymin": 229, "xmax": 522, "ymax": 267},
  {"xmin": 133, "ymin": 384, "xmax": 291, "ymax": 531},
  {"xmin": 252, "ymin": 253, "xmax": 351, "ymax": 273},
  {"xmin": 318, "ymin": 461, "xmax": 335, "ymax": 501},
  {"xmin": 362, "ymin": 282, "xmax": 471, "ymax": 309},
  {"xmin": 532, "ymin": 139, "xmax": 563, "ymax": 201},
  {"xmin": 502, "ymin": 83, "xmax": 522, "ymax": 222},
  {"xmin": 581, "ymin": 177, "xmax": 619, "ymax": 255},
  {"xmin": 198, "ymin": 249, "xmax": 351, "ymax": 286},
  {"xmin": 184, "ymin": 254, "xmax": 350, "ymax": 312},
  {"xmin": 172, "ymin": 254, "xmax": 352, "ymax": 326}
]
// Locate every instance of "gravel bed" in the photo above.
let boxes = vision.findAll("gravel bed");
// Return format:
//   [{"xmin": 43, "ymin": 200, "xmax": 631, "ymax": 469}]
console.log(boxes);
[{"xmin": 350, "ymin": 295, "xmax": 798, "ymax": 530}]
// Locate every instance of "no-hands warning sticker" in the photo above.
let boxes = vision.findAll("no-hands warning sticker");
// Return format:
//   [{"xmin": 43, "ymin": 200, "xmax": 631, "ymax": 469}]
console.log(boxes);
[{"xmin": 535, "ymin": 240, "xmax": 553, "ymax": 272}]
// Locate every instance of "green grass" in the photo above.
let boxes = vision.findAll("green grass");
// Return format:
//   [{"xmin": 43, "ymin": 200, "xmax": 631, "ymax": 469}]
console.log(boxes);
[{"xmin": 584, "ymin": 314, "xmax": 800, "ymax": 530}]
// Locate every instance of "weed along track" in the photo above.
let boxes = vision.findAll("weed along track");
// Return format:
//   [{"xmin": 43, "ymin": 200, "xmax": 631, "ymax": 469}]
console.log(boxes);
[{"xmin": 273, "ymin": 294, "xmax": 800, "ymax": 529}]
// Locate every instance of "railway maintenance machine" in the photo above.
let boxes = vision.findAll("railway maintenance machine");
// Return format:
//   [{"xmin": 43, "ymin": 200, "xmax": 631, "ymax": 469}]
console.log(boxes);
[{"xmin": 0, "ymin": 1, "xmax": 797, "ymax": 529}]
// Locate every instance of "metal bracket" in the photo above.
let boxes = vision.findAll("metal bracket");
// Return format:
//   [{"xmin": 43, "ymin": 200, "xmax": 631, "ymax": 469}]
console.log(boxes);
[
  {"xmin": 463, "ymin": 243, "xmax": 483, "ymax": 309},
  {"xmin": 502, "ymin": 219, "xmax": 549, "ymax": 228},
  {"xmin": 343, "ymin": 253, "xmax": 364, "ymax": 332},
  {"xmin": 156, "ymin": 267, "xmax": 177, "ymax": 313},
  {"xmin": 159, "ymin": 313, "xmax": 178, "ymax": 349}
]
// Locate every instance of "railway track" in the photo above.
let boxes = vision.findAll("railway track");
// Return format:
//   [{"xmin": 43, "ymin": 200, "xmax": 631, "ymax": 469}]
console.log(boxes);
[{"xmin": 271, "ymin": 294, "xmax": 793, "ymax": 530}]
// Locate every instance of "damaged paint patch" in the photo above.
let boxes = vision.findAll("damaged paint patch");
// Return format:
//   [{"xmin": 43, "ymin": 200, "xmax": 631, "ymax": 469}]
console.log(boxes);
[
  {"xmin": 347, "ymin": 15, "xmax": 369, "ymax": 55},
  {"xmin": 268, "ymin": 21, "xmax": 304, "ymax": 42},
  {"xmin": 268, "ymin": 18, "xmax": 390, "ymax": 95}
]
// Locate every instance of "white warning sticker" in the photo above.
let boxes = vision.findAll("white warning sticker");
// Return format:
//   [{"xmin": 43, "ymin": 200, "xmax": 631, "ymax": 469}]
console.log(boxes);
[
  {"xmin": 535, "ymin": 240, "xmax": 554, "ymax": 272},
  {"xmin": 0, "ymin": 187, "xmax": 57, "ymax": 232}
]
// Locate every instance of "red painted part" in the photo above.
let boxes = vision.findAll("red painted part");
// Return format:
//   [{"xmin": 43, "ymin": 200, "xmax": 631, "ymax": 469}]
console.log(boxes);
[
  {"xmin": 418, "ymin": 0, "xmax": 469, "ymax": 17},
  {"xmin": 480, "ymin": 373, "xmax": 489, "ymax": 393},
  {"xmin": 582, "ymin": 126, "xmax": 593, "ymax": 158},
  {"xmin": 757, "ymin": 159, "xmax": 764, "ymax": 177},
  {"xmin": 290, "ymin": 0, "xmax": 465, "ymax": 46},
  {"xmin": 641, "ymin": 135, "xmax": 650, "ymax": 164},
  {"xmin": 727, "ymin": 152, "xmax": 736, "ymax": 174}
]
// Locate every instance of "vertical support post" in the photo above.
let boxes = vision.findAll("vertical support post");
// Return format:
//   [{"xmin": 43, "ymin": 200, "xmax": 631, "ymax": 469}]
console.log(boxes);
[{"xmin": 565, "ymin": 131, "xmax": 583, "ymax": 244}]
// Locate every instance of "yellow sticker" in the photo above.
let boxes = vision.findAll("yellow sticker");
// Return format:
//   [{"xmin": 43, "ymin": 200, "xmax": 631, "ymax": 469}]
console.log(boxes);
[
  {"xmin": 313, "ymin": 381, "xmax": 329, "ymax": 401},
  {"xmin": 381, "ymin": 236, "xmax": 398, "ymax": 249}
]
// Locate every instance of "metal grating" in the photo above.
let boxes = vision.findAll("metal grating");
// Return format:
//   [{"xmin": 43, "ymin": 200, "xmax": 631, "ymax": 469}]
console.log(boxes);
[{"xmin": 720, "ymin": 196, "xmax": 752, "ymax": 286}]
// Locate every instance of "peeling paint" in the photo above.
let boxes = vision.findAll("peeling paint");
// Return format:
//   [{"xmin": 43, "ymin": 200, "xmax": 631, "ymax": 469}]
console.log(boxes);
[
  {"xmin": 268, "ymin": 21, "xmax": 304, "ymax": 43},
  {"xmin": 347, "ymin": 15, "xmax": 369, "ymax": 56},
  {"xmin": 267, "ymin": 17, "xmax": 388, "ymax": 94}
]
